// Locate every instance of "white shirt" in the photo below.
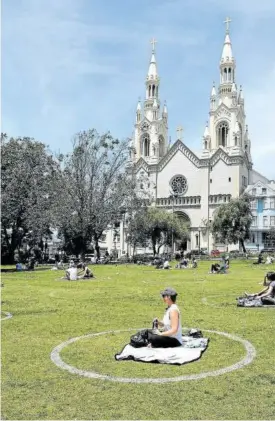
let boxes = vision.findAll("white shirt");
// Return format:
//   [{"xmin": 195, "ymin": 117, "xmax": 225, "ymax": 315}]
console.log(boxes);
[
  {"xmin": 163, "ymin": 260, "xmax": 170, "ymax": 268},
  {"xmin": 162, "ymin": 304, "xmax": 182, "ymax": 344},
  {"xmin": 67, "ymin": 267, "xmax": 78, "ymax": 280}
]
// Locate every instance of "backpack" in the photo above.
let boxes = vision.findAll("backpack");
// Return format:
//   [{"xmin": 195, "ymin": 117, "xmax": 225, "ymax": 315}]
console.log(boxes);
[{"xmin": 130, "ymin": 330, "xmax": 149, "ymax": 348}]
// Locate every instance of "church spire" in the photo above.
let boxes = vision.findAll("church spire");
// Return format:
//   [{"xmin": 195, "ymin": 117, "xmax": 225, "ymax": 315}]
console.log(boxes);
[
  {"xmin": 219, "ymin": 17, "xmax": 236, "ymax": 94},
  {"xmin": 146, "ymin": 38, "xmax": 159, "ymax": 100},
  {"xmin": 147, "ymin": 38, "xmax": 158, "ymax": 79}
]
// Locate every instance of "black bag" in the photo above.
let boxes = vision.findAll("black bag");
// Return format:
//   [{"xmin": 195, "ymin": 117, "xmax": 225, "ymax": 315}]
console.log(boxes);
[
  {"xmin": 188, "ymin": 328, "xmax": 203, "ymax": 338},
  {"xmin": 130, "ymin": 330, "xmax": 149, "ymax": 348}
]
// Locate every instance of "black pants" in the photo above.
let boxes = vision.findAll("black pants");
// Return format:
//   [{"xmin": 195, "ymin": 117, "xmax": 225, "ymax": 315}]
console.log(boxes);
[
  {"xmin": 211, "ymin": 264, "xmax": 220, "ymax": 272},
  {"xmin": 147, "ymin": 329, "xmax": 181, "ymax": 348}
]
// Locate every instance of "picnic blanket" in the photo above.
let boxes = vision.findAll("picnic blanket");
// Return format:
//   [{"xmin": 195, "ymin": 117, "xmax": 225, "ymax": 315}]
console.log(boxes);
[
  {"xmin": 115, "ymin": 336, "xmax": 209, "ymax": 365},
  {"xmin": 237, "ymin": 297, "xmax": 275, "ymax": 308}
]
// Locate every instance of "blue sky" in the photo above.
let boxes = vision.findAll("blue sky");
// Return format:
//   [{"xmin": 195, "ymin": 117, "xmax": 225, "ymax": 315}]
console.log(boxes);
[{"xmin": 2, "ymin": 0, "xmax": 275, "ymax": 179}]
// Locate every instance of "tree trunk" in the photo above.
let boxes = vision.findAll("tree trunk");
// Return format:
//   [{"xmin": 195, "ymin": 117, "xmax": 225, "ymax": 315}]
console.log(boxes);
[
  {"xmin": 240, "ymin": 238, "xmax": 246, "ymax": 253},
  {"xmin": 95, "ymin": 238, "xmax": 101, "ymax": 258},
  {"xmin": 152, "ymin": 241, "xmax": 157, "ymax": 256}
]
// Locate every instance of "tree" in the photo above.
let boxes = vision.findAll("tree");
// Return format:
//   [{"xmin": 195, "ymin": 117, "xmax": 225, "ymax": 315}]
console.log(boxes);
[
  {"xmin": 211, "ymin": 195, "xmax": 252, "ymax": 252},
  {"xmin": 127, "ymin": 207, "xmax": 189, "ymax": 255},
  {"xmin": 57, "ymin": 129, "xmax": 147, "ymax": 258},
  {"xmin": 1, "ymin": 134, "xmax": 63, "ymax": 263},
  {"xmin": 265, "ymin": 227, "xmax": 275, "ymax": 247}
]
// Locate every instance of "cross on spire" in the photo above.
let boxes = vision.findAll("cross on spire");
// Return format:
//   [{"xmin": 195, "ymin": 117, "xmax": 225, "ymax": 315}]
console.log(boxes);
[
  {"xmin": 176, "ymin": 126, "xmax": 183, "ymax": 140},
  {"xmin": 224, "ymin": 17, "xmax": 232, "ymax": 34},
  {"xmin": 150, "ymin": 37, "xmax": 157, "ymax": 51}
]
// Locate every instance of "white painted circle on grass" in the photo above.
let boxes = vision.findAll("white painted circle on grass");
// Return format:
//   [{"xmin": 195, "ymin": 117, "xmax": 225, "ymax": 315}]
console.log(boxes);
[
  {"xmin": 50, "ymin": 328, "xmax": 256, "ymax": 383},
  {"xmin": 1, "ymin": 311, "xmax": 13, "ymax": 321}
]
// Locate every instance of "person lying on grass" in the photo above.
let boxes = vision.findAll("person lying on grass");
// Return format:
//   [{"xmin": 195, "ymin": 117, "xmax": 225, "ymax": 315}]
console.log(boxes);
[
  {"xmin": 245, "ymin": 280, "xmax": 275, "ymax": 305},
  {"xmin": 146, "ymin": 287, "xmax": 183, "ymax": 348}
]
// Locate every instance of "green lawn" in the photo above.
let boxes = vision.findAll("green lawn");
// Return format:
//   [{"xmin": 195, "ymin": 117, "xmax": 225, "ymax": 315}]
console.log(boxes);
[{"xmin": 2, "ymin": 261, "xmax": 275, "ymax": 420}]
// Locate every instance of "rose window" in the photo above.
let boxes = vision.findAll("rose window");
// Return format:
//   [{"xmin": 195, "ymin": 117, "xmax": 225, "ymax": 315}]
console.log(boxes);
[{"xmin": 170, "ymin": 175, "xmax": 188, "ymax": 195}]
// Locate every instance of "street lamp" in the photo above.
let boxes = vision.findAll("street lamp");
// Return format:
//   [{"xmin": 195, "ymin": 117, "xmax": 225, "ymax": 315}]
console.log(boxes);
[{"xmin": 170, "ymin": 192, "xmax": 178, "ymax": 257}]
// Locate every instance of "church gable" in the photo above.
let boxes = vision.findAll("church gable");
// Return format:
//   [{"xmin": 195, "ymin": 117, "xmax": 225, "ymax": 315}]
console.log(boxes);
[
  {"xmin": 135, "ymin": 157, "xmax": 150, "ymax": 173},
  {"xmin": 246, "ymin": 180, "xmax": 275, "ymax": 195},
  {"xmin": 213, "ymin": 103, "xmax": 232, "ymax": 123},
  {"xmin": 158, "ymin": 140, "xmax": 200, "ymax": 171}
]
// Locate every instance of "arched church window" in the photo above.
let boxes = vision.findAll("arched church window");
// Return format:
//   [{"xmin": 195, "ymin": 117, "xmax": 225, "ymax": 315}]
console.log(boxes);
[
  {"xmin": 223, "ymin": 68, "xmax": 227, "ymax": 83},
  {"xmin": 204, "ymin": 140, "xmax": 208, "ymax": 150},
  {"xmin": 159, "ymin": 135, "xmax": 165, "ymax": 157},
  {"xmin": 141, "ymin": 133, "xmax": 150, "ymax": 157},
  {"xmin": 217, "ymin": 121, "xmax": 229, "ymax": 147},
  {"xmin": 235, "ymin": 136, "xmax": 238, "ymax": 146},
  {"xmin": 170, "ymin": 175, "xmax": 188, "ymax": 196},
  {"xmin": 228, "ymin": 68, "xmax": 232, "ymax": 81},
  {"xmin": 149, "ymin": 85, "xmax": 151, "ymax": 97},
  {"xmin": 152, "ymin": 85, "xmax": 155, "ymax": 97}
]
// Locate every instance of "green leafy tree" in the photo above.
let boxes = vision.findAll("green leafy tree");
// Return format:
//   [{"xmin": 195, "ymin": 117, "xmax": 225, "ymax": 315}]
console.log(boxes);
[
  {"xmin": 57, "ymin": 129, "xmax": 147, "ymax": 258},
  {"xmin": 211, "ymin": 195, "xmax": 252, "ymax": 252},
  {"xmin": 1, "ymin": 134, "xmax": 63, "ymax": 263},
  {"xmin": 127, "ymin": 207, "xmax": 189, "ymax": 255}
]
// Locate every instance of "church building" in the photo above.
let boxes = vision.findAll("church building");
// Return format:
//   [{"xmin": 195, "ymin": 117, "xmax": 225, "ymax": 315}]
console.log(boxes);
[{"xmin": 101, "ymin": 19, "xmax": 271, "ymax": 255}]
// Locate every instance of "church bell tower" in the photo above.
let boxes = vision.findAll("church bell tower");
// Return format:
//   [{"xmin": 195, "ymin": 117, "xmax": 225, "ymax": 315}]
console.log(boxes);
[{"xmin": 132, "ymin": 39, "xmax": 168, "ymax": 163}]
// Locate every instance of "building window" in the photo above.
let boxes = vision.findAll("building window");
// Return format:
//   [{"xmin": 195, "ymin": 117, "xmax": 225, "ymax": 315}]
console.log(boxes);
[
  {"xmin": 250, "ymin": 233, "xmax": 255, "ymax": 243},
  {"xmin": 195, "ymin": 234, "xmax": 199, "ymax": 247},
  {"xmin": 228, "ymin": 177, "xmax": 231, "ymax": 182},
  {"xmin": 252, "ymin": 216, "xmax": 257, "ymax": 226},
  {"xmin": 159, "ymin": 135, "xmax": 165, "ymax": 157},
  {"xmin": 223, "ymin": 196, "xmax": 226, "ymax": 202},
  {"xmin": 250, "ymin": 200, "xmax": 257, "ymax": 209},
  {"xmin": 262, "ymin": 188, "xmax": 267, "ymax": 195},
  {"xmin": 263, "ymin": 216, "xmax": 268, "ymax": 227},
  {"xmin": 270, "ymin": 216, "xmax": 275, "ymax": 226},
  {"xmin": 252, "ymin": 188, "xmax": 256, "ymax": 196},
  {"xmin": 264, "ymin": 199, "xmax": 269, "ymax": 209},
  {"xmin": 141, "ymin": 133, "xmax": 150, "ymax": 157},
  {"xmin": 217, "ymin": 121, "xmax": 229, "ymax": 147},
  {"xmin": 270, "ymin": 199, "xmax": 275, "ymax": 209},
  {"xmin": 210, "ymin": 179, "xmax": 212, "ymax": 183},
  {"xmin": 170, "ymin": 175, "xmax": 188, "ymax": 196}
]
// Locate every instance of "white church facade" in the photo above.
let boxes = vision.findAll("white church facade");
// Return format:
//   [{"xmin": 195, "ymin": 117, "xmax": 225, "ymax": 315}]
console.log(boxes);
[{"xmin": 100, "ymin": 19, "xmax": 271, "ymax": 255}]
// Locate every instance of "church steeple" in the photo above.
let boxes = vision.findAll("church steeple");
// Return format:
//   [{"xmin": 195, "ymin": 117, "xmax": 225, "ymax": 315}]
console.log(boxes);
[
  {"xmin": 132, "ymin": 39, "xmax": 168, "ymax": 163},
  {"xmin": 145, "ymin": 38, "xmax": 160, "ymax": 102},
  {"xmin": 219, "ymin": 17, "xmax": 236, "ymax": 95},
  {"xmin": 206, "ymin": 18, "xmax": 252, "ymax": 163}
]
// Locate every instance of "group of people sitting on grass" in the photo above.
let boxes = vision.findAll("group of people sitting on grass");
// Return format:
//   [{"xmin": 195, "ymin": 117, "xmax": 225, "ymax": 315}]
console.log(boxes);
[
  {"xmin": 65, "ymin": 262, "xmax": 94, "ymax": 280},
  {"xmin": 253, "ymin": 253, "xmax": 274, "ymax": 265},
  {"xmin": 175, "ymin": 257, "xmax": 198, "ymax": 269},
  {"xmin": 15, "ymin": 257, "xmax": 36, "ymax": 271},
  {"xmin": 209, "ymin": 255, "xmax": 230, "ymax": 274}
]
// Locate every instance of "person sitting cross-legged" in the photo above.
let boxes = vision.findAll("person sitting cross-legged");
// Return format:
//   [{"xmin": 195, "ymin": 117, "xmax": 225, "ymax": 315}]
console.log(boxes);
[
  {"xmin": 146, "ymin": 287, "xmax": 183, "ymax": 348},
  {"xmin": 163, "ymin": 260, "xmax": 171, "ymax": 270}
]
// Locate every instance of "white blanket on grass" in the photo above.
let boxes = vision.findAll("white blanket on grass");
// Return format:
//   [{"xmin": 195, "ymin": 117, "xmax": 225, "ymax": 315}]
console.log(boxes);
[{"xmin": 115, "ymin": 336, "xmax": 209, "ymax": 365}]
